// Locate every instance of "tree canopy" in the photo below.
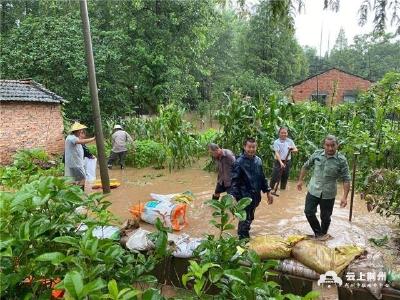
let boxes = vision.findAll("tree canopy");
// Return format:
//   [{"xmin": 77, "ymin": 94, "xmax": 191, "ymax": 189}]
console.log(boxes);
[{"xmin": 0, "ymin": 0, "xmax": 399, "ymax": 124}]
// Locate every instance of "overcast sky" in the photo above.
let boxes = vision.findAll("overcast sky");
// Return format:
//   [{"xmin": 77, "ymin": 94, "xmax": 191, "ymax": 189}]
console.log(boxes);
[{"xmin": 294, "ymin": 0, "xmax": 396, "ymax": 54}]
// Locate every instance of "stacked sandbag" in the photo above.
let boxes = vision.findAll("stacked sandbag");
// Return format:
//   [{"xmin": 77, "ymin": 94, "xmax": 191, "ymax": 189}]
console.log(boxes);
[
  {"xmin": 122, "ymin": 227, "xmax": 202, "ymax": 258},
  {"xmin": 276, "ymin": 259, "xmax": 320, "ymax": 280},
  {"xmin": 345, "ymin": 250, "xmax": 386, "ymax": 299},
  {"xmin": 292, "ymin": 240, "xmax": 364, "ymax": 275},
  {"xmin": 248, "ymin": 235, "xmax": 306, "ymax": 260}
]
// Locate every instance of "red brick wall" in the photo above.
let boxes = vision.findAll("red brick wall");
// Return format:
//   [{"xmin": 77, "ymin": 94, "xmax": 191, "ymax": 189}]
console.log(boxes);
[
  {"xmin": 290, "ymin": 69, "xmax": 372, "ymax": 105},
  {"xmin": 0, "ymin": 102, "xmax": 64, "ymax": 165}
]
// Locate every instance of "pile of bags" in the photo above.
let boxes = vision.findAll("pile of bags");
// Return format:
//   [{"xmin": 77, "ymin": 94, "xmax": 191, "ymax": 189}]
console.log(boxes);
[
  {"xmin": 121, "ymin": 226, "xmax": 202, "ymax": 258},
  {"xmin": 248, "ymin": 235, "xmax": 364, "ymax": 275},
  {"xmin": 248, "ymin": 234, "xmax": 400, "ymax": 299},
  {"xmin": 129, "ymin": 193, "xmax": 191, "ymax": 231}
]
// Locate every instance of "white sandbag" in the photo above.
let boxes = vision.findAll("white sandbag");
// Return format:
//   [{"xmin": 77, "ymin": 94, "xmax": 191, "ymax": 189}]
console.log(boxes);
[
  {"xmin": 140, "ymin": 200, "xmax": 187, "ymax": 231},
  {"xmin": 172, "ymin": 238, "xmax": 202, "ymax": 258},
  {"xmin": 76, "ymin": 224, "xmax": 120, "ymax": 240},
  {"xmin": 84, "ymin": 157, "xmax": 97, "ymax": 182},
  {"xmin": 92, "ymin": 226, "xmax": 120, "ymax": 240},
  {"xmin": 150, "ymin": 193, "xmax": 176, "ymax": 202},
  {"xmin": 166, "ymin": 233, "xmax": 202, "ymax": 258},
  {"xmin": 75, "ymin": 206, "xmax": 88, "ymax": 215},
  {"xmin": 277, "ymin": 259, "xmax": 320, "ymax": 280},
  {"xmin": 126, "ymin": 228, "xmax": 154, "ymax": 251}
]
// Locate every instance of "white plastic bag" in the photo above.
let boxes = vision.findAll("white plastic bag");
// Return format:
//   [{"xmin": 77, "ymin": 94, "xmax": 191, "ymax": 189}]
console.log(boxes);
[
  {"xmin": 126, "ymin": 228, "xmax": 154, "ymax": 251},
  {"xmin": 76, "ymin": 224, "xmax": 120, "ymax": 240},
  {"xmin": 150, "ymin": 193, "xmax": 176, "ymax": 202},
  {"xmin": 172, "ymin": 237, "xmax": 202, "ymax": 258},
  {"xmin": 84, "ymin": 157, "xmax": 97, "ymax": 182}
]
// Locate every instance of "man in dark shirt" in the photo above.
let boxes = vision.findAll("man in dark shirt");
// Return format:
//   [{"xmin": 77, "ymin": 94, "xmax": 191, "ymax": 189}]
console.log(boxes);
[
  {"xmin": 230, "ymin": 137, "xmax": 273, "ymax": 239},
  {"xmin": 208, "ymin": 143, "xmax": 236, "ymax": 200}
]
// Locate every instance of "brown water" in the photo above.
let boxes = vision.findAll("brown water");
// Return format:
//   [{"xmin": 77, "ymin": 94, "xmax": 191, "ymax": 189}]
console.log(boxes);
[{"xmin": 94, "ymin": 161, "xmax": 399, "ymax": 263}]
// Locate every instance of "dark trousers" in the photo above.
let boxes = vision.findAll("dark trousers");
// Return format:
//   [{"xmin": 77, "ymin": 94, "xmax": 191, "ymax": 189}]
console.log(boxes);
[
  {"xmin": 212, "ymin": 183, "xmax": 231, "ymax": 200},
  {"xmin": 237, "ymin": 195, "xmax": 261, "ymax": 239},
  {"xmin": 108, "ymin": 151, "xmax": 127, "ymax": 167},
  {"xmin": 270, "ymin": 160, "xmax": 291, "ymax": 190},
  {"xmin": 304, "ymin": 192, "xmax": 335, "ymax": 236}
]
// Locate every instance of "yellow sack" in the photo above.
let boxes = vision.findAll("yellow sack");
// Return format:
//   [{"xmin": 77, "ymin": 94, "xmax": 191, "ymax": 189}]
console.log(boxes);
[
  {"xmin": 292, "ymin": 240, "xmax": 364, "ymax": 274},
  {"xmin": 248, "ymin": 235, "xmax": 306, "ymax": 260}
]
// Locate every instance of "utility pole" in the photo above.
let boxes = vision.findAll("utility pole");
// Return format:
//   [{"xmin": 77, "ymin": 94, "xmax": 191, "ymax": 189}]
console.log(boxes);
[{"xmin": 79, "ymin": 0, "xmax": 110, "ymax": 194}]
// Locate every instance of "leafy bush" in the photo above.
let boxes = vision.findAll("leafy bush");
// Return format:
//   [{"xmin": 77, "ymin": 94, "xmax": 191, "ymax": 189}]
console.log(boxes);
[
  {"xmin": 183, "ymin": 195, "xmax": 319, "ymax": 299},
  {"xmin": 0, "ymin": 176, "xmax": 165, "ymax": 299},
  {"xmin": 128, "ymin": 140, "xmax": 167, "ymax": 169},
  {"xmin": 362, "ymin": 169, "xmax": 400, "ymax": 220},
  {"xmin": 198, "ymin": 128, "xmax": 218, "ymax": 149},
  {"xmin": 0, "ymin": 149, "xmax": 63, "ymax": 189},
  {"xmin": 103, "ymin": 103, "xmax": 202, "ymax": 170}
]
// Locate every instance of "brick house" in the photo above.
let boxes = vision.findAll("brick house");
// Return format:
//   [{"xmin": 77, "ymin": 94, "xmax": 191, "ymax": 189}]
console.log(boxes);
[
  {"xmin": 0, "ymin": 79, "xmax": 65, "ymax": 164},
  {"xmin": 287, "ymin": 68, "xmax": 373, "ymax": 105}
]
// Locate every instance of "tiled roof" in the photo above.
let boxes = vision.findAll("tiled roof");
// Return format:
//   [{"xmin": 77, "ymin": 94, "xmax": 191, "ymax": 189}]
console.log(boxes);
[
  {"xmin": 286, "ymin": 67, "xmax": 374, "ymax": 89},
  {"xmin": 0, "ymin": 79, "xmax": 64, "ymax": 103}
]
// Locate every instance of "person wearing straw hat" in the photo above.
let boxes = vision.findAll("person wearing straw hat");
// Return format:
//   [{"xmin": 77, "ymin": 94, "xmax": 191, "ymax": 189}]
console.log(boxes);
[
  {"xmin": 108, "ymin": 124, "xmax": 133, "ymax": 169},
  {"xmin": 64, "ymin": 122, "xmax": 95, "ymax": 190}
]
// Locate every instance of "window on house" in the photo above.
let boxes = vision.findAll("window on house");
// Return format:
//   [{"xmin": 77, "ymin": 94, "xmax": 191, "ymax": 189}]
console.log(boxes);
[
  {"xmin": 343, "ymin": 90, "xmax": 357, "ymax": 103},
  {"xmin": 311, "ymin": 92, "xmax": 328, "ymax": 105}
]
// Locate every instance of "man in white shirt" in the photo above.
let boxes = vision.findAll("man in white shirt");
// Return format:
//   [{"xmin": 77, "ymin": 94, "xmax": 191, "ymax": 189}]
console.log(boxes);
[{"xmin": 107, "ymin": 125, "xmax": 133, "ymax": 169}]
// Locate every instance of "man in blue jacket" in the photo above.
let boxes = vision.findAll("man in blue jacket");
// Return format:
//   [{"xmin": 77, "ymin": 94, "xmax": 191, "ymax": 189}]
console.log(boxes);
[{"xmin": 230, "ymin": 137, "xmax": 274, "ymax": 239}]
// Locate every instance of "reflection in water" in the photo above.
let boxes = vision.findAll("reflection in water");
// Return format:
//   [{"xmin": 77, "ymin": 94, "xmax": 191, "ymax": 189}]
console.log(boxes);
[{"xmin": 94, "ymin": 162, "xmax": 399, "ymax": 264}]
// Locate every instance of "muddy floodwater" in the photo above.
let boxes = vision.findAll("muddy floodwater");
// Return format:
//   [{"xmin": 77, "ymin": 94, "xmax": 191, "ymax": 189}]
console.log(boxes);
[{"xmin": 94, "ymin": 160, "xmax": 399, "ymax": 264}]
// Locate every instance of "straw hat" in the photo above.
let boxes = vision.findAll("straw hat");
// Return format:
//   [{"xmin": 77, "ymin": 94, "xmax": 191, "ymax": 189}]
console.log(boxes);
[
  {"xmin": 70, "ymin": 122, "xmax": 87, "ymax": 132},
  {"xmin": 114, "ymin": 124, "xmax": 122, "ymax": 130}
]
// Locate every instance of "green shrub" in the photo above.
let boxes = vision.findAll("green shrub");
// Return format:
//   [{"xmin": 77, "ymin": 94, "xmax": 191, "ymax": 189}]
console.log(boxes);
[
  {"xmin": 363, "ymin": 169, "xmax": 400, "ymax": 220},
  {"xmin": 128, "ymin": 140, "xmax": 167, "ymax": 169},
  {"xmin": 0, "ymin": 176, "xmax": 164, "ymax": 299},
  {"xmin": 0, "ymin": 149, "xmax": 63, "ymax": 189}
]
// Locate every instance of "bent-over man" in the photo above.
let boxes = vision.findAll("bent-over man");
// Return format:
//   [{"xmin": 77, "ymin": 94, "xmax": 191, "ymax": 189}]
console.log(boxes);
[{"xmin": 208, "ymin": 143, "xmax": 236, "ymax": 200}]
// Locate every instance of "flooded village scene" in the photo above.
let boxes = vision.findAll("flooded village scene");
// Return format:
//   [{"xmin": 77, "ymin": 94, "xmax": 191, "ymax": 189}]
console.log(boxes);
[{"xmin": 0, "ymin": 0, "xmax": 400, "ymax": 299}]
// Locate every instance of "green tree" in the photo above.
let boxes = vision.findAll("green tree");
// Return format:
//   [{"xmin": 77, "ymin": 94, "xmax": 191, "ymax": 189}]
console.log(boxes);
[
  {"xmin": 333, "ymin": 27, "xmax": 348, "ymax": 51},
  {"xmin": 240, "ymin": 0, "xmax": 308, "ymax": 85}
]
